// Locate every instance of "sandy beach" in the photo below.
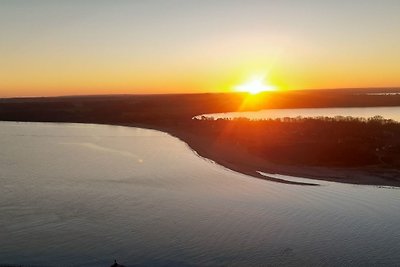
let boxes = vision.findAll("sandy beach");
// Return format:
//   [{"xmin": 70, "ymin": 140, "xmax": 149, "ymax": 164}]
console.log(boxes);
[{"xmin": 138, "ymin": 123, "xmax": 400, "ymax": 187}]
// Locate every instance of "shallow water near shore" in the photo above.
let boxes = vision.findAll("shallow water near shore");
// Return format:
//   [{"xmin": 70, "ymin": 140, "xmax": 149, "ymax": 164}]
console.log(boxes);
[{"xmin": 1, "ymin": 122, "xmax": 400, "ymax": 266}]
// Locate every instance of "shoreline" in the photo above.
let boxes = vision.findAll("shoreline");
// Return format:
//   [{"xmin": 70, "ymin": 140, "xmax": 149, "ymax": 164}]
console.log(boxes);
[
  {"xmin": 2, "ymin": 119, "xmax": 400, "ymax": 187},
  {"xmin": 121, "ymin": 122, "xmax": 400, "ymax": 188},
  {"xmin": 1, "ymin": 92, "xmax": 399, "ymax": 188},
  {"xmin": 2, "ymin": 120, "xmax": 400, "ymax": 188}
]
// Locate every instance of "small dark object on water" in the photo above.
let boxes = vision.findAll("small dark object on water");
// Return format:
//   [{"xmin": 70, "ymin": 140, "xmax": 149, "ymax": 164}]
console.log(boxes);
[{"xmin": 110, "ymin": 259, "xmax": 126, "ymax": 267}]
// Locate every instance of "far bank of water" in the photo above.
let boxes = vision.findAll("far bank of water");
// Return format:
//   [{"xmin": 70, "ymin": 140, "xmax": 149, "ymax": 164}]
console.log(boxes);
[{"xmin": 200, "ymin": 106, "xmax": 400, "ymax": 121}]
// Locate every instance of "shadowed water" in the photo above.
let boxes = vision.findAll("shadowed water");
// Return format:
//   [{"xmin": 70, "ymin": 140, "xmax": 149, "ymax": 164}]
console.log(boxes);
[{"xmin": 1, "ymin": 122, "xmax": 400, "ymax": 266}]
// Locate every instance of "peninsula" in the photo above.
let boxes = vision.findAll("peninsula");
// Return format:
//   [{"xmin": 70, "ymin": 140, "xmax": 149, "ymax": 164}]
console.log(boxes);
[{"xmin": 1, "ymin": 89, "xmax": 399, "ymax": 187}]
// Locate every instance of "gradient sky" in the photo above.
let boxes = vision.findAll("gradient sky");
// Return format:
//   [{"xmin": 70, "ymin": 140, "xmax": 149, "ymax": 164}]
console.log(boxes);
[{"xmin": 1, "ymin": 0, "xmax": 400, "ymax": 97}]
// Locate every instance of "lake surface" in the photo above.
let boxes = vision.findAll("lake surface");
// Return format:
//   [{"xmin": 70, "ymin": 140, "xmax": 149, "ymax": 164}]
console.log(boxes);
[
  {"xmin": 1, "ymin": 122, "xmax": 400, "ymax": 266},
  {"xmin": 201, "ymin": 106, "xmax": 400, "ymax": 121}
]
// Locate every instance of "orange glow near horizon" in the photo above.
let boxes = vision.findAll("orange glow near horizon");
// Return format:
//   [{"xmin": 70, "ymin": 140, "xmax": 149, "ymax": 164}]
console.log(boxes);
[
  {"xmin": 234, "ymin": 74, "xmax": 278, "ymax": 94},
  {"xmin": 231, "ymin": 74, "xmax": 278, "ymax": 113},
  {"xmin": 1, "ymin": 2, "xmax": 400, "ymax": 98}
]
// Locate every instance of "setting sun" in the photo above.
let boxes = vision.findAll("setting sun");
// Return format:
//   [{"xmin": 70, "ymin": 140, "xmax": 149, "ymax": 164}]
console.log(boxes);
[{"xmin": 234, "ymin": 75, "xmax": 277, "ymax": 94}]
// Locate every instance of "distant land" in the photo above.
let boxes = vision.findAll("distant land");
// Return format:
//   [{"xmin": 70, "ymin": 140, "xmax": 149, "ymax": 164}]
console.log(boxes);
[{"xmin": 1, "ymin": 88, "xmax": 400, "ymax": 186}]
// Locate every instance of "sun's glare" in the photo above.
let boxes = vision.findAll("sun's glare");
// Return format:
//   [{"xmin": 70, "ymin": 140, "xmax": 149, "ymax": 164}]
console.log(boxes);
[{"xmin": 234, "ymin": 75, "xmax": 277, "ymax": 94}]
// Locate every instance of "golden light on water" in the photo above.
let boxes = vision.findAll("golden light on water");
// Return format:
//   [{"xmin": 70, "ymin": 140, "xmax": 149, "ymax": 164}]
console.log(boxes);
[{"xmin": 234, "ymin": 75, "xmax": 277, "ymax": 94}]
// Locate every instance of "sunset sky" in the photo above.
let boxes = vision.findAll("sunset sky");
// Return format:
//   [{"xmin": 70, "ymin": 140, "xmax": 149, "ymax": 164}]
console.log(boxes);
[{"xmin": 1, "ymin": 0, "xmax": 400, "ymax": 97}]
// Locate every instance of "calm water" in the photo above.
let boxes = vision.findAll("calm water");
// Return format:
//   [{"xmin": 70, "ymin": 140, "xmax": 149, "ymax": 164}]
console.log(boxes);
[
  {"xmin": 1, "ymin": 122, "xmax": 400, "ymax": 266},
  {"xmin": 201, "ymin": 106, "xmax": 400, "ymax": 121}
]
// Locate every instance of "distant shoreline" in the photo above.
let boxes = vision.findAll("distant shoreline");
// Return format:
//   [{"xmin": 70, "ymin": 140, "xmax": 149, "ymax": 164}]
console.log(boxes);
[{"xmin": 1, "ymin": 92, "xmax": 399, "ymax": 187}]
